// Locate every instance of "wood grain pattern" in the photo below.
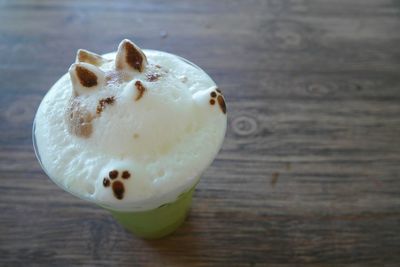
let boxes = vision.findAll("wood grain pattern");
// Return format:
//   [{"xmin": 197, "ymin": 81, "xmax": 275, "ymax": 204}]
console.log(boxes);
[{"xmin": 1, "ymin": 0, "xmax": 400, "ymax": 266}]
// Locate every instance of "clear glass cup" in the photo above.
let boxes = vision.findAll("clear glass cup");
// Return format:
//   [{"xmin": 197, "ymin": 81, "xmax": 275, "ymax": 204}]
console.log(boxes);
[{"xmin": 32, "ymin": 51, "xmax": 220, "ymax": 239}]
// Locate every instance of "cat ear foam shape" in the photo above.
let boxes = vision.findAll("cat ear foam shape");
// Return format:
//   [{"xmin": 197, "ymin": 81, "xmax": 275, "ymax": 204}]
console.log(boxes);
[
  {"xmin": 115, "ymin": 39, "xmax": 147, "ymax": 73},
  {"xmin": 69, "ymin": 62, "xmax": 105, "ymax": 96},
  {"xmin": 76, "ymin": 49, "xmax": 106, "ymax": 66}
]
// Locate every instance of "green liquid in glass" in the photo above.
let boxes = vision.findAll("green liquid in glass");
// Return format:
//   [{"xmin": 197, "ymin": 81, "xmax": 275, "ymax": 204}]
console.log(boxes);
[{"xmin": 106, "ymin": 185, "xmax": 196, "ymax": 239}]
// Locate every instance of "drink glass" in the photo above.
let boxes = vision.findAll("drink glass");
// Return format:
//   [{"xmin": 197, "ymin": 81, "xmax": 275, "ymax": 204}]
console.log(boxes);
[{"xmin": 32, "ymin": 51, "xmax": 221, "ymax": 239}]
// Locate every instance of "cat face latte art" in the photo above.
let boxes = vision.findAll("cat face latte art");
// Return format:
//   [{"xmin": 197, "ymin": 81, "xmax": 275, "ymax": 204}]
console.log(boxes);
[{"xmin": 34, "ymin": 39, "xmax": 227, "ymax": 213}]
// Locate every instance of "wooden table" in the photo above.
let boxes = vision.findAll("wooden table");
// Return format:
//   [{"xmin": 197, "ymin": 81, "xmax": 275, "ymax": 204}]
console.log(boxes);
[{"xmin": 1, "ymin": 0, "xmax": 399, "ymax": 266}]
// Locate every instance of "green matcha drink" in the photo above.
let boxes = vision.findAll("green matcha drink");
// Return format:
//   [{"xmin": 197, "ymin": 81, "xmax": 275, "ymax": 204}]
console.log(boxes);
[{"xmin": 33, "ymin": 39, "xmax": 227, "ymax": 239}]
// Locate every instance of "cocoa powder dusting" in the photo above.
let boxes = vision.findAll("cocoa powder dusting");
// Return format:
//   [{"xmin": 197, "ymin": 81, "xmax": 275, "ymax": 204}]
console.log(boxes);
[
  {"xmin": 109, "ymin": 170, "xmax": 118, "ymax": 179},
  {"xmin": 96, "ymin": 96, "xmax": 115, "ymax": 114},
  {"xmin": 65, "ymin": 99, "xmax": 94, "ymax": 138},
  {"xmin": 125, "ymin": 42, "xmax": 144, "ymax": 72},
  {"xmin": 134, "ymin": 81, "xmax": 146, "ymax": 101},
  {"xmin": 146, "ymin": 72, "xmax": 161, "ymax": 82},
  {"xmin": 122, "ymin": 171, "xmax": 131, "ymax": 179},
  {"xmin": 78, "ymin": 50, "xmax": 103, "ymax": 66},
  {"xmin": 217, "ymin": 95, "xmax": 226, "ymax": 114},
  {"xmin": 76, "ymin": 66, "xmax": 98, "ymax": 87},
  {"xmin": 112, "ymin": 181, "xmax": 125, "ymax": 200},
  {"xmin": 103, "ymin": 178, "xmax": 110, "ymax": 187}
]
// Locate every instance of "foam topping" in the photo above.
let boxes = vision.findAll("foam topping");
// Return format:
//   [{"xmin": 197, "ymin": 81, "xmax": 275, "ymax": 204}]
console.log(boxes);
[{"xmin": 34, "ymin": 39, "xmax": 227, "ymax": 211}]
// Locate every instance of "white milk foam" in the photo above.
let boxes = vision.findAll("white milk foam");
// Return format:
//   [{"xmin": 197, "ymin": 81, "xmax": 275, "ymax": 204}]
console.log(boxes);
[{"xmin": 35, "ymin": 50, "xmax": 227, "ymax": 211}]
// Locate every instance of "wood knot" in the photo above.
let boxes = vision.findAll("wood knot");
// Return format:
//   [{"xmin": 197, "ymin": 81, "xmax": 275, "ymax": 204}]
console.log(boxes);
[
  {"xmin": 5, "ymin": 96, "xmax": 41, "ymax": 125},
  {"xmin": 263, "ymin": 21, "xmax": 306, "ymax": 50},
  {"xmin": 274, "ymin": 29, "xmax": 302, "ymax": 49},
  {"xmin": 306, "ymin": 83, "xmax": 331, "ymax": 96},
  {"xmin": 231, "ymin": 115, "xmax": 258, "ymax": 136}
]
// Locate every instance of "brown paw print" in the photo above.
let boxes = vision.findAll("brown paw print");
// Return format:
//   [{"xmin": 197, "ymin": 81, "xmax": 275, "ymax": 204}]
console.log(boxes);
[
  {"xmin": 209, "ymin": 88, "xmax": 226, "ymax": 114},
  {"xmin": 102, "ymin": 169, "xmax": 131, "ymax": 200}
]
